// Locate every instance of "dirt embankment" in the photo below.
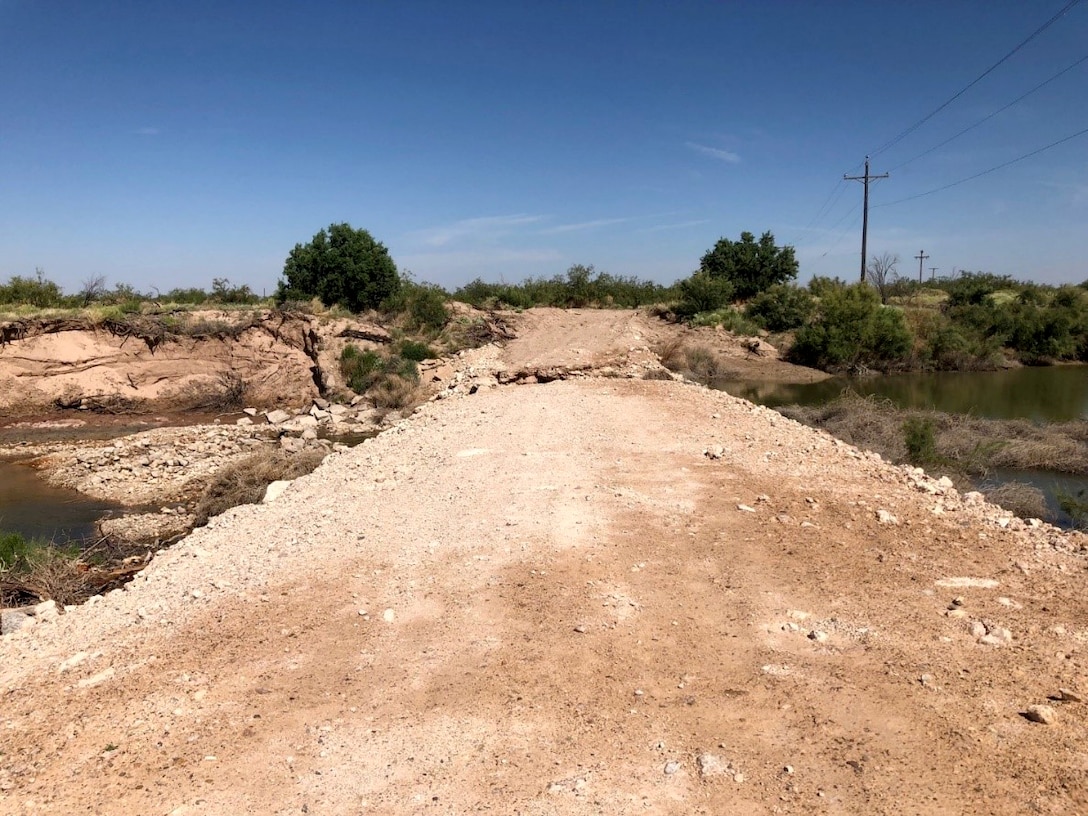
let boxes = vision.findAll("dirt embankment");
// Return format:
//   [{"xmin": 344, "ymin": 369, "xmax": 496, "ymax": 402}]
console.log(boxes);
[
  {"xmin": 2, "ymin": 308, "xmax": 1088, "ymax": 814},
  {"xmin": 0, "ymin": 310, "xmax": 383, "ymax": 417}
]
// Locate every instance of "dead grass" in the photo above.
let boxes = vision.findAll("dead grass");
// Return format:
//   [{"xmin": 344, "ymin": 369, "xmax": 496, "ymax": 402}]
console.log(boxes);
[
  {"xmin": 778, "ymin": 392, "xmax": 1088, "ymax": 477},
  {"xmin": 0, "ymin": 545, "xmax": 93, "ymax": 607},
  {"xmin": 979, "ymin": 481, "xmax": 1051, "ymax": 521},
  {"xmin": 193, "ymin": 447, "xmax": 327, "ymax": 527},
  {"xmin": 368, "ymin": 374, "xmax": 422, "ymax": 413},
  {"xmin": 174, "ymin": 372, "xmax": 247, "ymax": 412},
  {"xmin": 659, "ymin": 339, "xmax": 724, "ymax": 385}
]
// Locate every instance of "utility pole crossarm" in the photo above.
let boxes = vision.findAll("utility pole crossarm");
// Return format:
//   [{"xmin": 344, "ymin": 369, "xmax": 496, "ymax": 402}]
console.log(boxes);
[
  {"xmin": 845, "ymin": 157, "xmax": 890, "ymax": 282},
  {"xmin": 914, "ymin": 249, "xmax": 930, "ymax": 283}
]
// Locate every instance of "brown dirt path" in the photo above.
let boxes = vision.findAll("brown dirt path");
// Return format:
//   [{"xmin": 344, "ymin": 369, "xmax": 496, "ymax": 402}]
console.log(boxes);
[{"xmin": 2, "ymin": 310, "xmax": 1087, "ymax": 814}]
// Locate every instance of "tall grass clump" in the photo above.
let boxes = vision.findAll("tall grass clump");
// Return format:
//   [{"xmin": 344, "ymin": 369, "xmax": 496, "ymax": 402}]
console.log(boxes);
[
  {"xmin": 193, "ymin": 448, "xmax": 327, "ymax": 527},
  {"xmin": 903, "ymin": 417, "xmax": 938, "ymax": 466},
  {"xmin": 0, "ymin": 530, "xmax": 88, "ymax": 606},
  {"xmin": 339, "ymin": 344, "xmax": 422, "ymax": 411}
]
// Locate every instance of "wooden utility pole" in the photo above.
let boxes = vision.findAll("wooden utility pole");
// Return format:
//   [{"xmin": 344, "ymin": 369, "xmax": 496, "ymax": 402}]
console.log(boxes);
[
  {"xmin": 915, "ymin": 249, "xmax": 930, "ymax": 283},
  {"xmin": 929, "ymin": 266, "xmax": 938, "ymax": 281},
  {"xmin": 845, "ymin": 157, "xmax": 889, "ymax": 282}
]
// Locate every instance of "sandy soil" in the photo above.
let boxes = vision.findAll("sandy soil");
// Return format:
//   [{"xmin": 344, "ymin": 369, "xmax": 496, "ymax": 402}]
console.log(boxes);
[{"xmin": 2, "ymin": 308, "xmax": 1087, "ymax": 814}]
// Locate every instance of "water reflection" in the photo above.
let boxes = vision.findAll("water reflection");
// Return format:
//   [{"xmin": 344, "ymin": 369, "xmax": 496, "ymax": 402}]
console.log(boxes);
[
  {"xmin": 717, "ymin": 366, "xmax": 1088, "ymax": 422},
  {"xmin": 0, "ymin": 460, "xmax": 119, "ymax": 543}
]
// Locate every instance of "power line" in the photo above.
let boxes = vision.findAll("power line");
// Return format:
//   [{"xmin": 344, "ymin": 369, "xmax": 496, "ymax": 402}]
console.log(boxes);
[
  {"xmin": 819, "ymin": 207, "xmax": 863, "ymax": 258},
  {"xmin": 875, "ymin": 123, "xmax": 1088, "ymax": 208},
  {"xmin": 870, "ymin": 0, "xmax": 1084, "ymax": 158},
  {"xmin": 804, "ymin": 179, "xmax": 848, "ymax": 231},
  {"xmin": 890, "ymin": 51, "xmax": 1088, "ymax": 172}
]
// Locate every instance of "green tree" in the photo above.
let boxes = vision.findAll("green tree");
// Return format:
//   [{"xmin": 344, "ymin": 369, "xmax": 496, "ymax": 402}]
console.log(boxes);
[
  {"xmin": 699, "ymin": 231, "xmax": 798, "ymax": 300},
  {"xmin": 277, "ymin": 223, "xmax": 400, "ymax": 313}
]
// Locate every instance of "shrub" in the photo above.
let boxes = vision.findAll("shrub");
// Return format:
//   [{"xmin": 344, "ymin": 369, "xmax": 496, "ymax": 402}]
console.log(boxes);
[
  {"xmin": 277, "ymin": 222, "xmax": 400, "ymax": 313},
  {"xmin": 0, "ymin": 530, "xmax": 39, "ymax": 573},
  {"xmin": 339, "ymin": 345, "xmax": 386, "ymax": 393},
  {"xmin": 0, "ymin": 270, "xmax": 64, "ymax": 308},
  {"xmin": 673, "ymin": 272, "xmax": 733, "ymax": 319},
  {"xmin": 162, "ymin": 286, "xmax": 211, "ymax": 304},
  {"xmin": 211, "ymin": 277, "xmax": 260, "ymax": 305},
  {"xmin": 691, "ymin": 307, "xmax": 760, "ymax": 335},
  {"xmin": 452, "ymin": 271, "xmax": 677, "ymax": 310},
  {"xmin": 383, "ymin": 282, "xmax": 449, "ymax": 331},
  {"xmin": 398, "ymin": 339, "xmax": 437, "ymax": 361},
  {"xmin": 903, "ymin": 417, "xmax": 938, "ymax": 465},
  {"xmin": 340, "ymin": 344, "xmax": 419, "ymax": 394},
  {"xmin": 368, "ymin": 375, "xmax": 419, "ymax": 410},
  {"xmin": 683, "ymin": 346, "xmax": 723, "ymax": 383},
  {"xmin": 746, "ymin": 284, "xmax": 814, "ymax": 332},
  {"xmin": 1057, "ymin": 489, "xmax": 1088, "ymax": 530},
  {"xmin": 788, "ymin": 283, "xmax": 912, "ymax": 372}
]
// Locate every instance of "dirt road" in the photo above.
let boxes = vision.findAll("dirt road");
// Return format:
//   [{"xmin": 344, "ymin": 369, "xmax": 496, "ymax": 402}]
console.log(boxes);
[{"xmin": 2, "ymin": 309, "xmax": 1087, "ymax": 814}]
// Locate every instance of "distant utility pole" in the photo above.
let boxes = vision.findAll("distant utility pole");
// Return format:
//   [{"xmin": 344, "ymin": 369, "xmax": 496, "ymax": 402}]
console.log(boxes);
[
  {"xmin": 929, "ymin": 266, "xmax": 938, "ymax": 281},
  {"xmin": 844, "ymin": 156, "xmax": 889, "ymax": 283},
  {"xmin": 914, "ymin": 249, "xmax": 930, "ymax": 283}
]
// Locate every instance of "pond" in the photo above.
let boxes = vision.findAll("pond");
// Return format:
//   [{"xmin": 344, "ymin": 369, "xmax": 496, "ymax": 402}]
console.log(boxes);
[
  {"xmin": 717, "ymin": 365, "xmax": 1088, "ymax": 422},
  {"xmin": 0, "ymin": 459, "xmax": 122, "ymax": 544}
]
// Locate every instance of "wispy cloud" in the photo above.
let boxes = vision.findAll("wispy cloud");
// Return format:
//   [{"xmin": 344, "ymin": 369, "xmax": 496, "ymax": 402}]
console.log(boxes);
[
  {"xmin": 417, "ymin": 214, "xmax": 545, "ymax": 247},
  {"xmin": 136, "ymin": 127, "xmax": 161, "ymax": 136},
  {"xmin": 685, "ymin": 141, "xmax": 740, "ymax": 163},
  {"xmin": 541, "ymin": 216, "xmax": 636, "ymax": 234},
  {"xmin": 646, "ymin": 219, "xmax": 710, "ymax": 232}
]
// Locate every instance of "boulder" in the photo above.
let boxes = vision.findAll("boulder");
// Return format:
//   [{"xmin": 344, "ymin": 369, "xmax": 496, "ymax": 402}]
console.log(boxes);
[
  {"xmin": 262, "ymin": 480, "xmax": 292, "ymax": 503},
  {"xmin": 265, "ymin": 409, "xmax": 292, "ymax": 425},
  {"xmin": 1, "ymin": 609, "xmax": 33, "ymax": 635}
]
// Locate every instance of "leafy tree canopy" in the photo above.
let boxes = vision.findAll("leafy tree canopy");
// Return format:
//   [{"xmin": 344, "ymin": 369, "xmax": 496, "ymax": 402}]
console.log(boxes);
[
  {"xmin": 277, "ymin": 223, "xmax": 400, "ymax": 313},
  {"xmin": 699, "ymin": 231, "xmax": 798, "ymax": 300}
]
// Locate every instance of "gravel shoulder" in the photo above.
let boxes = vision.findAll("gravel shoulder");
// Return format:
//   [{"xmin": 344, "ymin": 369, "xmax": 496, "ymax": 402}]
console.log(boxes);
[{"xmin": 2, "ymin": 309, "xmax": 1087, "ymax": 814}]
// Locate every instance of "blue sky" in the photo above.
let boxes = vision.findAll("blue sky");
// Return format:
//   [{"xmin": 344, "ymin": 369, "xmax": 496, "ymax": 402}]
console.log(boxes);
[{"xmin": 1, "ymin": 1, "xmax": 1086, "ymax": 295}]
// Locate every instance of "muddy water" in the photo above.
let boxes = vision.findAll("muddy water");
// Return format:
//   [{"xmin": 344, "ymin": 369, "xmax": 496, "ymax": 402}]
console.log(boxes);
[
  {"xmin": 0, "ymin": 460, "xmax": 121, "ymax": 543},
  {"xmin": 0, "ymin": 412, "xmax": 242, "ymax": 543},
  {"xmin": 716, "ymin": 365, "xmax": 1088, "ymax": 422}
]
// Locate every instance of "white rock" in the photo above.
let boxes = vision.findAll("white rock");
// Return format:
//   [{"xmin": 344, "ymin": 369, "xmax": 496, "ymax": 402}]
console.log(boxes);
[
  {"xmin": 58, "ymin": 652, "xmax": 90, "ymax": 673},
  {"xmin": 33, "ymin": 599, "xmax": 59, "ymax": 622},
  {"xmin": 263, "ymin": 480, "xmax": 292, "ymax": 503},
  {"xmin": 1024, "ymin": 704, "xmax": 1055, "ymax": 724},
  {"xmin": 265, "ymin": 409, "xmax": 291, "ymax": 425},
  {"xmin": 876, "ymin": 509, "xmax": 898, "ymax": 525},
  {"xmin": 663, "ymin": 760, "xmax": 682, "ymax": 775},
  {"xmin": 696, "ymin": 753, "xmax": 727, "ymax": 778},
  {"xmin": 1, "ymin": 610, "xmax": 32, "ymax": 635},
  {"xmin": 78, "ymin": 667, "xmax": 116, "ymax": 688}
]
